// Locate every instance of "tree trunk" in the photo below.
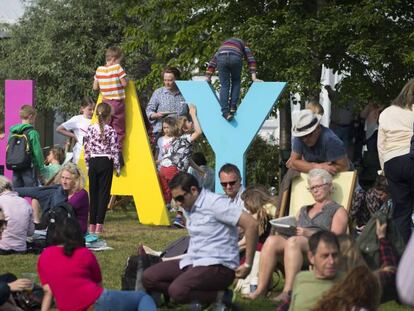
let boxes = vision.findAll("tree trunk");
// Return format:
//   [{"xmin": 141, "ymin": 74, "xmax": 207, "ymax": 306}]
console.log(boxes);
[{"xmin": 278, "ymin": 102, "xmax": 292, "ymax": 186}]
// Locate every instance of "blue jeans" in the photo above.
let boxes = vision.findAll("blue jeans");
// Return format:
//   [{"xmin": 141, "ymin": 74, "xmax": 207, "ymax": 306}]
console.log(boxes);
[
  {"xmin": 217, "ymin": 52, "xmax": 243, "ymax": 115},
  {"xmin": 95, "ymin": 289, "xmax": 156, "ymax": 311},
  {"xmin": 12, "ymin": 167, "xmax": 36, "ymax": 187}
]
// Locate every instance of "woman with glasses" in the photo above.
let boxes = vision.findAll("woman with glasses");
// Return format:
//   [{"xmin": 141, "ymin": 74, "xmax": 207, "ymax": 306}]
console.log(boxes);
[{"xmin": 248, "ymin": 168, "xmax": 348, "ymax": 301}]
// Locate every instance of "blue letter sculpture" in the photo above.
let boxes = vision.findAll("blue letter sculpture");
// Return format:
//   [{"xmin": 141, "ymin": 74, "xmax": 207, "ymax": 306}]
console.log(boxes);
[{"xmin": 175, "ymin": 81, "xmax": 286, "ymax": 192}]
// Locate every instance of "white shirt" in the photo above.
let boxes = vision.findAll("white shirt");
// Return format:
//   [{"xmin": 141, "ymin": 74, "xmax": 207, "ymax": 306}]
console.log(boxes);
[
  {"xmin": 378, "ymin": 105, "xmax": 414, "ymax": 169},
  {"xmin": 180, "ymin": 189, "xmax": 243, "ymax": 270},
  {"xmin": 156, "ymin": 136, "xmax": 174, "ymax": 169},
  {"xmin": 60, "ymin": 115, "xmax": 91, "ymax": 164}
]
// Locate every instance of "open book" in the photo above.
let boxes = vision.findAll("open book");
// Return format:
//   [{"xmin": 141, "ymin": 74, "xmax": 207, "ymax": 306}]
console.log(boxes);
[
  {"xmin": 270, "ymin": 216, "xmax": 297, "ymax": 237},
  {"xmin": 160, "ymin": 111, "xmax": 178, "ymax": 116}
]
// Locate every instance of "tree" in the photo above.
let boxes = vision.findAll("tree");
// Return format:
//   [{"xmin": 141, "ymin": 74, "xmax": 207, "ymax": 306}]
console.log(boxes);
[
  {"xmin": 123, "ymin": 0, "xmax": 414, "ymax": 105},
  {"xmin": 0, "ymin": 0, "xmax": 126, "ymax": 114}
]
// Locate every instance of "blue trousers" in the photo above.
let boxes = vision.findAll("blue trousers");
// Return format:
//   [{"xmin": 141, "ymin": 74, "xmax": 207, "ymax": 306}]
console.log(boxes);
[
  {"xmin": 217, "ymin": 53, "xmax": 243, "ymax": 115},
  {"xmin": 95, "ymin": 289, "xmax": 156, "ymax": 311}
]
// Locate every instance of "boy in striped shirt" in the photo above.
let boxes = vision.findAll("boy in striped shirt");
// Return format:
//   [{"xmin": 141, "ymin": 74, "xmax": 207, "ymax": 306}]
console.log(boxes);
[{"xmin": 93, "ymin": 46, "xmax": 128, "ymax": 151}]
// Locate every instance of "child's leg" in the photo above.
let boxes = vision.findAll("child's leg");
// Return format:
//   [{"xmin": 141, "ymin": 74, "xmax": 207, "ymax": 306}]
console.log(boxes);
[
  {"xmin": 12, "ymin": 171, "xmax": 24, "ymax": 188},
  {"xmin": 159, "ymin": 166, "xmax": 179, "ymax": 204},
  {"xmin": 88, "ymin": 158, "xmax": 100, "ymax": 226},
  {"xmin": 31, "ymin": 199, "xmax": 41, "ymax": 224},
  {"xmin": 217, "ymin": 56, "xmax": 231, "ymax": 117},
  {"xmin": 228, "ymin": 55, "xmax": 243, "ymax": 111},
  {"xmin": 96, "ymin": 157, "xmax": 114, "ymax": 227},
  {"xmin": 21, "ymin": 167, "xmax": 36, "ymax": 187},
  {"xmin": 105, "ymin": 99, "xmax": 126, "ymax": 150}
]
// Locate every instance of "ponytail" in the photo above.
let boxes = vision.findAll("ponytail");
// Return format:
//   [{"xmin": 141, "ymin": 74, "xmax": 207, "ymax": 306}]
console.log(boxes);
[{"xmin": 96, "ymin": 102, "xmax": 112, "ymax": 143}]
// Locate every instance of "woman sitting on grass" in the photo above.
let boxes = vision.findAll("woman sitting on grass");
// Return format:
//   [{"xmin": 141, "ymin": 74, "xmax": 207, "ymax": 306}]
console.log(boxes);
[
  {"xmin": 248, "ymin": 168, "xmax": 348, "ymax": 301},
  {"xmin": 16, "ymin": 162, "xmax": 89, "ymax": 233},
  {"xmin": 239, "ymin": 185, "xmax": 274, "ymax": 251},
  {"xmin": 38, "ymin": 217, "xmax": 156, "ymax": 311}
]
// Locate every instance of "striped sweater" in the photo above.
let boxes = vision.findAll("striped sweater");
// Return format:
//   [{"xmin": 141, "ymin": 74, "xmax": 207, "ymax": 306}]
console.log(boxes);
[
  {"xmin": 94, "ymin": 64, "xmax": 127, "ymax": 100},
  {"xmin": 206, "ymin": 38, "xmax": 257, "ymax": 75}
]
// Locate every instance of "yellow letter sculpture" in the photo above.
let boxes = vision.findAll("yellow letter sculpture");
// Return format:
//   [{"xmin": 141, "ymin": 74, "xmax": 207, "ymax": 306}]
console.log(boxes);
[{"xmin": 78, "ymin": 81, "xmax": 170, "ymax": 225}]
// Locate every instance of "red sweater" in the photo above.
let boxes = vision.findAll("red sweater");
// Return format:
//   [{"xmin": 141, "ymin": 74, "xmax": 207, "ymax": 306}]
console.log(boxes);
[{"xmin": 38, "ymin": 246, "xmax": 103, "ymax": 311}]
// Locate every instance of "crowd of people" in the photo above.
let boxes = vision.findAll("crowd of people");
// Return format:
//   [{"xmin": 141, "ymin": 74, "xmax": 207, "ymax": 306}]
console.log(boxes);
[{"xmin": 0, "ymin": 42, "xmax": 414, "ymax": 311}]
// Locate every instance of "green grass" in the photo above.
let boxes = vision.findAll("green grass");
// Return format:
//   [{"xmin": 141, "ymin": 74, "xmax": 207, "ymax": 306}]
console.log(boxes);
[{"xmin": 0, "ymin": 208, "xmax": 412, "ymax": 310}]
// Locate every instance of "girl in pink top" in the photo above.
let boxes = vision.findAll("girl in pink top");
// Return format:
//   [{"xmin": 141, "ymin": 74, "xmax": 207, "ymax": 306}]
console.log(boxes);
[
  {"xmin": 84, "ymin": 102, "xmax": 120, "ymax": 234},
  {"xmin": 37, "ymin": 217, "xmax": 155, "ymax": 311}
]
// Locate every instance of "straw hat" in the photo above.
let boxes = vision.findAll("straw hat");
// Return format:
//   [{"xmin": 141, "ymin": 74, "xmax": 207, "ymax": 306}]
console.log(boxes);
[{"xmin": 292, "ymin": 109, "xmax": 321, "ymax": 137}]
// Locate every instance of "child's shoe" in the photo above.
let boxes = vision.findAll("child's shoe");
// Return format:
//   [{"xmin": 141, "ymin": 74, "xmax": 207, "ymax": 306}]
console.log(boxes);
[
  {"xmin": 173, "ymin": 216, "xmax": 186, "ymax": 229},
  {"xmin": 223, "ymin": 112, "xmax": 233, "ymax": 121}
]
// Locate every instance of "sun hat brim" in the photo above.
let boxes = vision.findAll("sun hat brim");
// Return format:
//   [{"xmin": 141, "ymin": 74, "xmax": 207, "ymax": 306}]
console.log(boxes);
[{"xmin": 292, "ymin": 114, "xmax": 322, "ymax": 137}]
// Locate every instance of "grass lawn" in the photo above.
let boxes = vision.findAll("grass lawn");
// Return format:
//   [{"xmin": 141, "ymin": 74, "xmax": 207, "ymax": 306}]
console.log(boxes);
[{"xmin": 0, "ymin": 207, "xmax": 412, "ymax": 310}]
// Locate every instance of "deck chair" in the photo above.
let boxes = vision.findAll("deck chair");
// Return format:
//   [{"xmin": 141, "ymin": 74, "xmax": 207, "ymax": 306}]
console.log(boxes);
[
  {"xmin": 278, "ymin": 170, "xmax": 358, "ymax": 229},
  {"xmin": 271, "ymin": 170, "xmax": 358, "ymax": 287}
]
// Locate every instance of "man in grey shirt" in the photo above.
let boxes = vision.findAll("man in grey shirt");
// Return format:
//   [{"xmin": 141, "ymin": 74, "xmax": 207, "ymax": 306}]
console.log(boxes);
[{"xmin": 142, "ymin": 172, "xmax": 258, "ymax": 305}]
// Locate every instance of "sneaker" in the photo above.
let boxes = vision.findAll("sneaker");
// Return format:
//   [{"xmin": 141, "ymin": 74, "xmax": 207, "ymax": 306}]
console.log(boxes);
[
  {"xmin": 223, "ymin": 113, "xmax": 233, "ymax": 121},
  {"xmin": 173, "ymin": 216, "xmax": 186, "ymax": 229},
  {"xmin": 230, "ymin": 106, "xmax": 237, "ymax": 114}
]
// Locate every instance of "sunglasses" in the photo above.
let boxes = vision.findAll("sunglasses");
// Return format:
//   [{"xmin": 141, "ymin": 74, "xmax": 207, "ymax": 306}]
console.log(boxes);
[
  {"xmin": 220, "ymin": 180, "xmax": 238, "ymax": 187},
  {"xmin": 173, "ymin": 192, "xmax": 188, "ymax": 203},
  {"xmin": 0, "ymin": 219, "xmax": 7, "ymax": 227}
]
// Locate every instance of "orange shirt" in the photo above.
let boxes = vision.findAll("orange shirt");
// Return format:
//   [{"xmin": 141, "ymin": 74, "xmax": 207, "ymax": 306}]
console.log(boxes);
[{"xmin": 94, "ymin": 64, "xmax": 127, "ymax": 100}]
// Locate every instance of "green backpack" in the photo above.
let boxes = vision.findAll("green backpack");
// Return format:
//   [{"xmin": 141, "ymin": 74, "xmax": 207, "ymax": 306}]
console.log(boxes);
[{"xmin": 357, "ymin": 203, "xmax": 405, "ymax": 269}]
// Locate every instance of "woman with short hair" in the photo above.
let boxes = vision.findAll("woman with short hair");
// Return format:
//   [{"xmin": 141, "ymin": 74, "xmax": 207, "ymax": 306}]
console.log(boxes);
[{"xmin": 249, "ymin": 168, "xmax": 348, "ymax": 301}]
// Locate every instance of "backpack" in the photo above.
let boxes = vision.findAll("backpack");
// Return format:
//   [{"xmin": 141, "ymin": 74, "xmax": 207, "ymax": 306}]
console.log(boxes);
[
  {"xmin": 6, "ymin": 128, "xmax": 33, "ymax": 170},
  {"xmin": 43, "ymin": 202, "xmax": 76, "ymax": 246},
  {"xmin": 357, "ymin": 203, "xmax": 405, "ymax": 269},
  {"xmin": 121, "ymin": 245, "xmax": 161, "ymax": 291}
]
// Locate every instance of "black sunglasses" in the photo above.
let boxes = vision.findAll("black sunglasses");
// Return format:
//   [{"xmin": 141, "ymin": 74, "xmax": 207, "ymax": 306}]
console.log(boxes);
[
  {"xmin": 173, "ymin": 192, "xmax": 188, "ymax": 203},
  {"xmin": 0, "ymin": 219, "xmax": 7, "ymax": 227},
  {"xmin": 220, "ymin": 180, "xmax": 238, "ymax": 187}
]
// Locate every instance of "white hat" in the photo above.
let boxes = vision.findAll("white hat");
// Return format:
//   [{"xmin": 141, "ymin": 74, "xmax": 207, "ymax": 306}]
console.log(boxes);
[{"xmin": 292, "ymin": 109, "xmax": 321, "ymax": 137}]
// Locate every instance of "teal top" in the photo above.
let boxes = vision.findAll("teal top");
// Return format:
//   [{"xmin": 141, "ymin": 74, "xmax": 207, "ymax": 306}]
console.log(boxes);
[{"xmin": 43, "ymin": 163, "xmax": 61, "ymax": 183}]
